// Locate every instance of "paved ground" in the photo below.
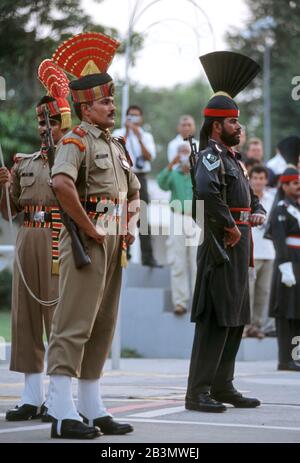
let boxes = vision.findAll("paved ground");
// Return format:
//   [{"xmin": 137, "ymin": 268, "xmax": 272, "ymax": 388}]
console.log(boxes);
[{"xmin": 0, "ymin": 359, "xmax": 300, "ymax": 443}]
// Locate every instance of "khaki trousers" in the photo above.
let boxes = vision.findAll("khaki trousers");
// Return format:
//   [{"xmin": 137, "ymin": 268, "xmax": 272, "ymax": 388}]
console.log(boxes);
[
  {"xmin": 170, "ymin": 213, "xmax": 198, "ymax": 308},
  {"xmin": 10, "ymin": 228, "xmax": 57, "ymax": 373},
  {"xmin": 249, "ymin": 258, "xmax": 275, "ymax": 332},
  {"xmin": 47, "ymin": 229, "xmax": 122, "ymax": 379}
]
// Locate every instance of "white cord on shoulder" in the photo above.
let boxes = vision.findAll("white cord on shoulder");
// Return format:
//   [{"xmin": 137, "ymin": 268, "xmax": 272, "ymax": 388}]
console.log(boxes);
[{"xmin": 0, "ymin": 146, "xmax": 59, "ymax": 307}]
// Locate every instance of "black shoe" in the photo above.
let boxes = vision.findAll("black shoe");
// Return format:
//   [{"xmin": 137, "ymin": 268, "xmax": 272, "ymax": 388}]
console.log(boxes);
[
  {"xmin": 211, "ymin": 390, "xmax": 261, "ymax": 408},
  {"xmin": 265, "ymin": 330, "xmax": 277, "ymax": 337},
  {"xmin": 278, "ymin": 361, "xmax": 300, "ymax": 371},
  {"xmin": 82, "ymin": 415, "xmax": 133, "ymax": 435},
  {"xmin": 40, "ymin": 403, "xmax": 54, "ymax": 423},
  {"xmin": 51, "ymin": 419, "xmax": 101, "ymax": 439},
  {"xmin": 185, "ymin": 392, "xmax": 227, "ymax": 413},
  {"xmin": 142, "ymin": 257, "xmax": 162, "ymax": 268},
  {"xmin": 6, "ymin": 404, "xmax": 42, "ymax": 421}
]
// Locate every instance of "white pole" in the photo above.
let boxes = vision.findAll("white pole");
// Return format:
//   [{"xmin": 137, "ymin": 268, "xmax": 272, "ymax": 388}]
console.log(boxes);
[{"xmin": 121, "ymin": 28, "xmax": 132, "ymax": 126}]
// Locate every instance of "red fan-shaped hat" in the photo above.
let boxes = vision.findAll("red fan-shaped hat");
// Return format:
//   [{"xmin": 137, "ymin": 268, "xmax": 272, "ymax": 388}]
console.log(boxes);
[
  {"xmin": 37, "ymin": 59, "xmax": 71, "ymax": 129},
  {"xmin": 52, "ymin": 32, "xmax": 120, "ymax": 103}
]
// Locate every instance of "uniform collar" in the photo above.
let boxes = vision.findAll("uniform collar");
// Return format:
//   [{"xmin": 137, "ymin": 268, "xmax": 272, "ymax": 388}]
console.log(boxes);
[
  {"xmin": 80, "ymin": 120, "xmax": 111, "ymax": 142},
  {"xmin": 208, "ymin": 138, "xmax": 240, "ymax": 159}
]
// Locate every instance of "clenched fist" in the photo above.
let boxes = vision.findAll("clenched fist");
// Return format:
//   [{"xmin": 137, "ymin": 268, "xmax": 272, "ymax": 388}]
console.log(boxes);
[{"xmin": 0, "ymin": 167, "xmax": 11, "ymax": 186}]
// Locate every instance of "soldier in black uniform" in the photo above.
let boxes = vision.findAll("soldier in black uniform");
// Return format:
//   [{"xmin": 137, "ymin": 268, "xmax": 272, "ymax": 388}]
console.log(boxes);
[
  {"xmin": 186, "ymin": 52, "xmax": 266, "ymax": 413},
  {"xmin": 267, "ymin": 166, "xmax": 300, "ymax": 371}
]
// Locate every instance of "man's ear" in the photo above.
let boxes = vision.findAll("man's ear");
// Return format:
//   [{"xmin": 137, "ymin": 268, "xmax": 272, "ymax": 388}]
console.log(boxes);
[{"xmin": 212, "ymin": 120, "xmax": 222, "ymax": 134}]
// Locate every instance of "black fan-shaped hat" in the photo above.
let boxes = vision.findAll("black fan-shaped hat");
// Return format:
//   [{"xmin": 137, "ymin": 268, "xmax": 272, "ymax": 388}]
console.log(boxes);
[
  {"xmin": 277, "ymin": 136, "xmax": 300, "ymax": 165},
  {"xmin": 200, "ymin": 51, "xmax": 261, "ymax": 98}
]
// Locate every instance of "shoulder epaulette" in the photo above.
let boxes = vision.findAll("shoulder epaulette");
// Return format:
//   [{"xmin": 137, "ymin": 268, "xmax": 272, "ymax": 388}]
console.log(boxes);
[
  {"xmin": 201, "ymin": 149, "xmax": 221, "ymax": 171},
  {"xmin": 13, "ymin": 153, "xmax": 35, "ymax": 163},
  {"xmin": 62, "ymin": 137, "xmax": 86, "ymax": 152},
  {"xmin": 113, "ymin": 136, "xmax": 133, "ymax": 167},
  {"xmin": 72, "ymin": 126, "xmax": 87, "ymax": 137},
  {"xmin": 277, "ymin": 200, "xmax": 288, "ymax": 207}
]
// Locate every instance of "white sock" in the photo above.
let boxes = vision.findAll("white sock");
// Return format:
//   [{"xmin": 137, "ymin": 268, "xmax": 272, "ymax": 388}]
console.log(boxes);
[
  {"xmin": 77, "ymin": 379, "xmax": 111, "ymax": 425},
  {"xmin": 47, "ymin": 375, "xmax": 82, "ymax": 424},
  {"xmin": 20, "ymin": 373, "xmax": 44, "ymax": 407}
]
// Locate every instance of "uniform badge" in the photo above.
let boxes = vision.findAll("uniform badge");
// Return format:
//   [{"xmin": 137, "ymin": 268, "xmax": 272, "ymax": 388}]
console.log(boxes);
[
  {"xmin": 278, "ymin": 215, "xmax": 286, "ymax": 221},
  {"xmin": 202, "ymin": 152, "xmax": 220, "ymax": 171},
  {"xmin": 118, "ymin": 154, "xmax": 130, "ymax": 170}
]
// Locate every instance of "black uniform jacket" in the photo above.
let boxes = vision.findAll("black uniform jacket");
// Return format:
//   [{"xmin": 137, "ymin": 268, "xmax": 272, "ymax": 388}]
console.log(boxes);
[
  {"xmin": 191, "ymin": 139, "xmax": 266, "ymax": 327},
  {"xmin": 269, "ymin": 197, "xmax": 300, "ymax": 319}
]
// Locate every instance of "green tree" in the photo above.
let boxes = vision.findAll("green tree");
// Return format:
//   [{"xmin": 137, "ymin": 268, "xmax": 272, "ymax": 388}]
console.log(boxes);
[
  {"xmin": 226, "ymin": 0, "xmax": 300, "ymax": 153},
  {"xmin": 0, "ymin": 0, "xmax": 123, "ymax": 160}
]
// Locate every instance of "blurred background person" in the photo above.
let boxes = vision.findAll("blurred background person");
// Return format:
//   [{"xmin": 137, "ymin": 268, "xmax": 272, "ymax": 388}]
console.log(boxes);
[
  {"xmin": 113, "ymin": 105, "xmax": 160, "ymax": 267},
  {"xmin": 245, "ymin": 165, "xmax": 276, "ymax": 338},
  {"xmin": 246, "ymin": 137, "xmax": 264, "ymax": 163},
  {"xmin": 267, "ymin": 166, "xmax": 300, "ymax": 371},
  {"xmin": 167, "ymin": 115, "xmax": 198, "ymax": 163},
  {"xmin": 157, "ymin": 142, "xmax": 198, "ymax": 315}
]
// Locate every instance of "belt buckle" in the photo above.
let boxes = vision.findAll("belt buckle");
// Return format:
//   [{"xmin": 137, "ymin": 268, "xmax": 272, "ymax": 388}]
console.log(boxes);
[
  {"xmin": 33, "ymin": 211, "xmax": 45, "ymax": 223},
  {"xmin": 113, "ymin": 203, "xmax": 123, "ymax": 217},
  {"xmin": 240, "ymin": 211, "xmax": 250, "ymax": 222}
]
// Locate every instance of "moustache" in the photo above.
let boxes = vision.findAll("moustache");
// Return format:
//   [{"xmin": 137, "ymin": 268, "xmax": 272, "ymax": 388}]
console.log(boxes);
[{"xmin": 108, "ymin": 111, "xmax": 115, "ymax": 117}]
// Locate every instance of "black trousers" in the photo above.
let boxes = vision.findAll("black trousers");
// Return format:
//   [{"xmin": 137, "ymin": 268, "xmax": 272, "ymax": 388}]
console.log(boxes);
[
  {"xmin": 136, "ymin": 172, "xmax": 154, "ymax": 262},
  {"xmin": 276, "ymin": 317, "xmax": 300, "ymax": 364},
  {"xmin": 186, "ymin": 306, "xmax": 244, "ymax": 397}
]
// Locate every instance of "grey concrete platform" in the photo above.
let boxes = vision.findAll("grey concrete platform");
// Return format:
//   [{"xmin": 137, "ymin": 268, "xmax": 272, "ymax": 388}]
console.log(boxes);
[{"xmin": 0, "ymin": 359, "xmax": 300, "ymax": 443}]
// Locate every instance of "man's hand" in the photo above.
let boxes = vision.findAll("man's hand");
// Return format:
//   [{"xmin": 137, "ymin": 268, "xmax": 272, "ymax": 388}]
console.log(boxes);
[
  {"xmin": 125, "ymin": 233, "xmax": 135, "ymax": 246},
  {"xmin": 84, "ymin": 223, "xmax": 106, "ymax": 245},
  {"xmin": 250, "ymin": 213, "xmax": 265, "ymax": 227},
  {"xmin": 168, "ymin": 154, "xmax": 181, "ymax": 170},
  {"xmin": 224, "ymin": 225, "xmax": 241, "ymax": 247},
  {"xmin": 125, "ymin": 119, "xmax": 141, "ymax": 138},
  {"xmin": 0, "ymin": 167, "xmax": 11, "ymax": 187}
]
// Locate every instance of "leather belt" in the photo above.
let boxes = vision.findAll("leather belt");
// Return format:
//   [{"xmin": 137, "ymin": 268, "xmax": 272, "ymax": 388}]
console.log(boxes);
[{"xmin": 229, "ymin": 207, "xmax": 251, "ymax": 225}]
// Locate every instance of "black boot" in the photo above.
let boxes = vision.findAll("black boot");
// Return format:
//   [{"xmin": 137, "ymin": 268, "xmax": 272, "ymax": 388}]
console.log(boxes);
[
  {"xmin": 211, "ymin": 390, "xmax": 261, "ymax": 408},
  {"xmin": 6, "ymin": 404, "xmax": 41, "ymax": 421},
  {"xmin": 51, "ymin": 419, "xmax": 101, "ymax": 439},
  {"xmin": 82, "ymin": 415, "xmax": 133, "ymax": 435},
  {"xmin": 185, "ymin": 392, "xmax": 227, "ymax": 413}
]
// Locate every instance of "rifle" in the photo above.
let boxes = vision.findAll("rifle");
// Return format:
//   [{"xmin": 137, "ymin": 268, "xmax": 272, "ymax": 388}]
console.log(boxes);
[
  {"xmin": 186, "ymin": 136, "xmax": 229, "ymax": 266},
  {"xmin": 43, "ymin": 107, "xmax": 91, "ymax": 269}
]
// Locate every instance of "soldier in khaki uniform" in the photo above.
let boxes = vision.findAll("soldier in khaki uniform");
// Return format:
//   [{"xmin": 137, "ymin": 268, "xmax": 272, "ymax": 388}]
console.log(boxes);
[
  {"xmin": 0, "ymin": 77, "xmax": 71, "ymax": 420},
  {"xmin": 46, "ymin": 32, "xmax": 140, "ymax": 440}
]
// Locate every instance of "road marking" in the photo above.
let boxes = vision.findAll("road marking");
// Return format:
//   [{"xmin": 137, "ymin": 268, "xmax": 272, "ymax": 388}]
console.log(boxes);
[
  {"xmin": 0, "ymin": 423, "xmax": 50, "ymax": 434},
  {"xmin": 121, "ymin": 417, "xmax": 300, "ymax": 432},
  {"xmin": 129, "ymin": 406, "xmax": 185, "ymax": 418}
]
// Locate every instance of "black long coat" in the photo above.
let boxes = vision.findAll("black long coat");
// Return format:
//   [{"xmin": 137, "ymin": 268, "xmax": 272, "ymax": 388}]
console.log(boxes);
[
  {"xmin": 191, "ymin": 139, "xmax": 265, "ymax": 327},
  {"xmin": 269, "ymin": 198, "xmax": 300, "ymax": 319}
]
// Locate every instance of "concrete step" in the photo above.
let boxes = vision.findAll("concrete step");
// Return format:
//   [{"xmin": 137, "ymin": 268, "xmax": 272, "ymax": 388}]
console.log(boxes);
[{"xmin": 125, "ymin": 263, "xmax": 171, "ymax": 288}]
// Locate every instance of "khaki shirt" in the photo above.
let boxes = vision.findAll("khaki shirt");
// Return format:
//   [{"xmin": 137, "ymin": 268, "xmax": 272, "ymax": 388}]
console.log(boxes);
[
  {"xmin": 11, "ymin": 151, "xmax": 58, "ymax": 211},
  {"xmin": 51, "ymin": 121, "xmax": 140, "ymax": 200}
]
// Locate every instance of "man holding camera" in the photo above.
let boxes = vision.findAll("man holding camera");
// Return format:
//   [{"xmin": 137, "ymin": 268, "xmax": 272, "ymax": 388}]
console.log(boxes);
[{"xmin": 113, "ymin": 105, "xmax": 159, "ymax": 267}]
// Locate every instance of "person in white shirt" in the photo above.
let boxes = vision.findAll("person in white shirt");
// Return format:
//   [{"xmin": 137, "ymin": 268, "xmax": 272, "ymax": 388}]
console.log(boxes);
[
  {"xmin": 167, "ymin": 115, "xmax": 198, "ymax": 163},
  {"xmin": 113, "ymin": 105, "xmax": 159, "ymax": 267},
  {"xmin": 246, "ymin": 165, "xmax": 276, "ymax": 338}
]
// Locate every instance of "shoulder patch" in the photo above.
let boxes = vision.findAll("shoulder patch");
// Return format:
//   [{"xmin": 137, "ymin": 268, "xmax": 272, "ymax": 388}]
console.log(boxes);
[
  {"xmin": 72, "ymin": 126, "xmax": 87, "ymax": 137},
  {"xmin": 13, "ymin": 153, "xmax": 35, "ymax": 163},
  {"xmin": 113, "ymin": 136, "xmax": 133, "ymax": 167},
  {"xmin": 62, "ymin": 138, "xmax": 85, "ymax": 152},
  {"xmin": 277, "ymin": 200, "xmax": 288, "ymax": 207},
  {"xmin": 202, "ymin": 152, "xmax": 220, "ymax": 171}
]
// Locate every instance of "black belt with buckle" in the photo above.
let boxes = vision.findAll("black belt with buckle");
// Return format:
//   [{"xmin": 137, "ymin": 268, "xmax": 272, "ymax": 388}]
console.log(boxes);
[{"xmin": 24, "ymin": 211, "xmax": 52, "ymax": 223}]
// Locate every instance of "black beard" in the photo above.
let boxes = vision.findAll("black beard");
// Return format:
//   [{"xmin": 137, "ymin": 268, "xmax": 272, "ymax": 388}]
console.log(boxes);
[{"xmin": 220, "ymin": 128, "xmax": 240, "ymax": 147}]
